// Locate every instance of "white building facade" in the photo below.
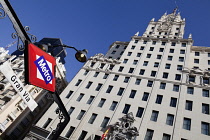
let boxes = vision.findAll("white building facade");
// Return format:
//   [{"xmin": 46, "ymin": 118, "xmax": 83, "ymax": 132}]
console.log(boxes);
[{"xmin": 34, "ymin": 10, "xmax": 210, "ymax": 140}]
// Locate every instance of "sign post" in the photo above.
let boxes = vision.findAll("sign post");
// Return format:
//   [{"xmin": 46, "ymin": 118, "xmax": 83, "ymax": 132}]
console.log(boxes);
[{"xmin": 0, "ymin": 61, "xmax": 38, "ymax": 111}]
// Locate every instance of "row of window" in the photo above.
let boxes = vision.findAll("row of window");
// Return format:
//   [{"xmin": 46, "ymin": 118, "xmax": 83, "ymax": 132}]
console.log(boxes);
[
  {"xmin": 127, "ymin": 47, "xmax": 186, "ymax": 56},
  {"xmin": 194, "ymin": 58, "xmax": 210, "ymax": 65},
  {"xmin": 194, "ymin": 51, "xmax": 210, "ymax": 57},
  {"xmin": 123, "ymin": 55, "xmax": 185, "ymax": 64},
  {"xmin": 133, "ymin": 39, "xmax": 187, "ymax": 47}
]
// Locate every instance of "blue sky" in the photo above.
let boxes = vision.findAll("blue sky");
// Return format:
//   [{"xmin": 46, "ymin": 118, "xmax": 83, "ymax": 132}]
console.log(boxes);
[{"xmin": 0, "ymin": 0, "xmax": 210, "ymax": 81}]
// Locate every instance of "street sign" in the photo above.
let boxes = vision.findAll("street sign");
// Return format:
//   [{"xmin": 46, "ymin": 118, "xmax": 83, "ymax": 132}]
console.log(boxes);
[
  {"xmin": 0, "ymin": 61, "xmax": 38, "ymax": 111},
  {"xmin": 25, "ymin": 41, "xmax": 56, "ymax": 92}
]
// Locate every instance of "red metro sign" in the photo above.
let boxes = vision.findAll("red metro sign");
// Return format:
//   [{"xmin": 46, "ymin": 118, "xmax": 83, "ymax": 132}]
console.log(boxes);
[{"xmin": 25, "ymin": 41, "xmax": 56, "ymax": 92}]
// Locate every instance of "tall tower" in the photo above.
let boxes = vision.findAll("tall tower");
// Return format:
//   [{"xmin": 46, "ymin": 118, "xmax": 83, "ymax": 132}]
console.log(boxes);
[{"xmin": 30, "ymin": 9, "xmax": 210, "ymax": 140}]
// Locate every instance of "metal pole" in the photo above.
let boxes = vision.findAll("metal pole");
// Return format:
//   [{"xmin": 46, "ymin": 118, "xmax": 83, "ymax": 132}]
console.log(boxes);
[
  {"xmin": 0, "ymin": 0, "xmax": 31, "ymax": 42},
  {"xmin": 50, "ymin": 92, "xmax": 70, "ymax": 140}
]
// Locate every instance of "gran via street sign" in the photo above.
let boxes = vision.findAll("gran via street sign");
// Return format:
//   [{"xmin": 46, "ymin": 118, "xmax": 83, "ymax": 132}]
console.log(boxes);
[{"xmin": 0, "ymin": 61, "xmax": 38, "ymax": 111}]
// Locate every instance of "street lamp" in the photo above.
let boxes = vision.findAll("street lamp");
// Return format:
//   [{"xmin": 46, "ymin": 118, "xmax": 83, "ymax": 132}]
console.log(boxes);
[{"xmin": 38, "ymin": 44, "xmax": 88, "ymax": 62}]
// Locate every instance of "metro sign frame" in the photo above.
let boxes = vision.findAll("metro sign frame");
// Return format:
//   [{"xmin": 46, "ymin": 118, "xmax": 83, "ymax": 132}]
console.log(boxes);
[{"xmin": 24, "ymin": 40, "xmax": 56, "ymax": 92}]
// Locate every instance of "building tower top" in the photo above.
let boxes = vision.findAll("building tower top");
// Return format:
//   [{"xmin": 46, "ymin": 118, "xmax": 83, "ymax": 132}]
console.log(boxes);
[{"xmin": 143, "ymin": 7, "xmax": 185, "ymax": 39}]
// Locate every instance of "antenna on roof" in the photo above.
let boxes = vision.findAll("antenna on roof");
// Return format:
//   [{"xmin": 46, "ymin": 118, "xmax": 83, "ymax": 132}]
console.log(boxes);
[
  {"xmin": 174, "ymin": 0, "xmax": 180, "ymax": 13},
  {"xmin": 4, "ymin": 41, "xmax": 17, "ymax": 50}
]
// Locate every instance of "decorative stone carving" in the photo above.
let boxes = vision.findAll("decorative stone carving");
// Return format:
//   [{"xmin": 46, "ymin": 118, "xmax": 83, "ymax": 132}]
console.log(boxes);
[{"xmin": 106, "ymin": 112, "xmax": 139, "ymax": 140}]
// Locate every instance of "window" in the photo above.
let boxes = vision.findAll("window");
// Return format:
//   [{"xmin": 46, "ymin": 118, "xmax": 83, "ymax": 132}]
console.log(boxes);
[
  {"xmin": 179, "ymin": 57, "xmax": 184, "ymax": 62},
  {"xmin": 117, "ymin": 87, "xmax": 125, "ymax": 96},
  {"xmin": 189, "ymin": 75, "xmax": 195, "ymax": 82},
  {"xmin": 131, "ymin": 45, "xmax": 135, "ymax": 49},
  {"xmin": 136, "ymin": 107, "xmax": 144, "ymax": 118},
  {"xmin": 152, "ymin": 41, "xmax": 156, "ymax": 45},
  {"xmin": 78, "ymin": 131, "xmax": 87, "ymax": 140},
  {"xmin": 139, "ymin": 69, "xmax": 145, "ymax": 75},
  {"xmin": 135, "ymin": 78, "xmax": 141, "ymax": 85},
  {"xmin": 127, "ymin": 52, "xmax": 132, "ymax": 56},
  {"xmin": 143, "ymin": 41, "xmax": 147, "ymax": 44},
  {"xmin": 65, "ymin": 126, "xmax": 75, "ymax": 138},
  {"xmin": 134, "ymin": 40, "xmax": 139, "ymax": 43},
  {"xmin": 161, "ymin": 42, "xmax": 166, "ymax": 45},
  {"xmin": 129, "ymin": 90, "xmax": 137, "ymax": 98},
  {"xmin": 168, "ymin": 56, "xmax": 173, "ymax": 61},
  {"xmin": 147, "ymin": 81, "xmax": 153, "ymax": 87},
  {"xmin": 90, "ymin": 62, "xmax": 95, "ymax": 67},
  {"xmin": 187, "ymin": 87, "xmax": 194, "ymax": 94},
  {"xmin": 150, "ymin": 71, "xmax": 156, "ymax": 77},
  {"xmin": 202, "ymin": 103, "xmax": 209, "ymax": 114},
  {"xmin": 157, "ymin": 55, "xmax": 162, "ymax": 59},
  {"xmin": 203, "ymin": 77, "xmax": 209, "ymax": 84},
  {"xmin": 150, "ymin": 110, "xmax": 159, "ymax": 122},
  {"xmin": 67, "ymin": 106, "xmax": 75, "ymax": 115},
  {"xmin": 43, "ymin": 118, "xmax": 52, "ymax": 128},
  {"xmin": 185, "ymin": 100, "xmax": 193, "ymax": 111},
  {"xmin": 77, "ymin": 93, "xmax": 84, "ymax": 102},
  {"xmin": 124, "ymin": 46, "xmax": 127, "ymax": 49},
  {"xmin": 173, "ymin": 85, "xmax": 179, "ymax": 92},
  {"xmin": 98, "ymin": 98, "xmax": 106, "ymax": 107},
  {"xmin": 75, "ymin": 79, "xmax": 82, "ymax": 86},
  {"xmin": 142, "ymin": 92, "xmax": 149, "ymax": 101},
  {"xmin": 159, "ymin": 48, "xmax": 164, "ymax": 52},
  {"xmin": 122, "ymin": 104, "xmax": 131, "ymax": 114},
  {"xmin": 109, "ymin": 101, "xmax": 118, "ymax": 111},
  {"xmin": 146, "ymin": 54, "xmax": 152, "ymax": 58},
  {"xmin": 162, "ymin": 72, "xmax": 168, "ymax": 79},
  {"xmin": 175, "ymin": 74, "xmax": 181, "ymax": 81},
  {"xmin": 166, "ymin": 114, "xmax": 174, "ymax": 126},
  {"xmin": 124, "ymin": 77, "xmax": 130, "ymax": 83},
  {"xmin": 154, "ymin": 62, "xmax": 159, "ymax": 67},
  {"xmin": 156, "ymin": 95, "xmax": 163, "ymax": 104},
  {"xmin": 86, "ymin": 81, "xmax": 93, "ymax": 89},
  {"xmin": 133, "ymin": 60, "xmax": 138, "ymax": 65},
  {"xmin": 100, "ymin": 63, "xmax": 105, "ymax": 69},
  {"xmin": 137, "ymin": 53, "xmax": 141, "ymax": 57},
  {"xmin": 162, "ymin": 134, "xmax": 171, "ymax": 140},
  {"xmin": 109, "ymin": 65, "xmax": 114, "ymax": 70},
  {"xmin": 195, "ymin": 52, "xmax": 200, "ymax": 56},
  {"xmin": 182, "ymin": 43, "xmax": 186, "ymax": 47},
  {"xmin": 66, "ymin": 91, "xmax": 73, "ymax": 98},
  {"xmin": 171, "ymin": 42, "xmax": 176, "ymax": 46},
  {"xmin": 83, "ymin": 70, "xmax": 89, "ymax": 75},
  {"xmin": 77, "ymin": 110, "xmax": 86, "ymax": 120},
  {"xmin": 118, "ymin": 66, "xmax": 124, "ymax": 72},
  {"xmin": 208, "ymin": 60, "xmax": 210, "ymax": 65},
  {"xmin": 111, "ymin": 50, "xmax": 116, "ymax": 54},
  {"xmin": 113, "ymin": 75, "xmax": 119, "ymax": 81},
  {"xmin": 103, "ymin": 73, "xmax": 109, "ymax": 79},
  {"xmin": 149, "ymin": 47, "xmax": 154, "ymax": 51},
  {"xmin": 201, "ymin": 122, "xmax": 210, "ymax": 135},
  {"xmin": 160, "ymin": 83, "xmax": 166, "ymax": 89},
  {"xmin": 169, "ymin": 49, "xmax": 174, "ymax": 53},
  {"xmin": 183, "ymin": 118, "xmax": 191, "ymax": 130},
  {"xmin": 88, "ymin": 113, "xmax": 97, "ymax": 124},
  {"xmin": 123, "ymin": 59, "xmax": 128, "ymax": 64},
  {"xmin": 202, "ymin": 89, "xmax": 209, "ymax": 97},
  {"xmin": 94, "ymin": 135, "xmax": 101, "ymax": 140},
  {"xmin": 194, "ymin": 59, "xmax": 199, "ymax": 63},
  {"xmin": 106, "ymin": 85, "xmax": 113, "ymax": 93},
  {"xmin": 144, "ymin": 129, "xmax": 154, "ymax": 140},
  {"xmin": 165, "ymin": 64, "xmax": 171, "ymax": 69},
  {"xmin": 143, "ymin": 61, "xmax": 148, "ymax": 66},
  {"xmin": 140, "ymin": 46, "xmax": 145, "ymax": 50},
  {"xmin": 86, "ymin": 96, "xmax": 95, "ymax": 104},
  {"xmin": 100, "ymin": 117, "xmax": 110, "ymax": 128},
  {"xmin": 177, "ymin": 65, "xmax": 183, "ymax": 70},
  {"xmin": 180, "ymin": 50, "xmax": 185, "ymax": 54},
  {"xmin": 95, "ymin": 83, "xmax": 103, "ymax": 91},
  {"xmin": 128, "ymin": 68, "xmax": 134, "ymax": 73},
  {"xmin": 170, "ymin": 97, "xmax": 177, "ymax": 107}
]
